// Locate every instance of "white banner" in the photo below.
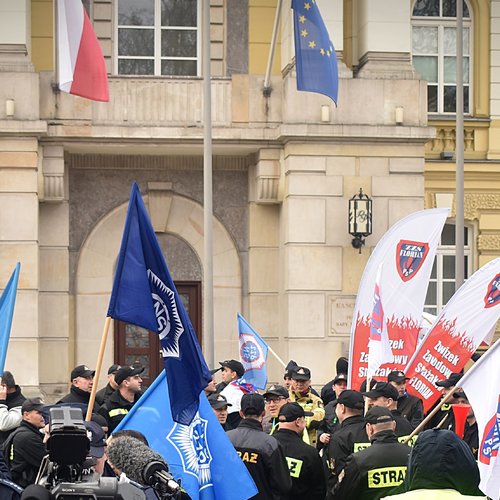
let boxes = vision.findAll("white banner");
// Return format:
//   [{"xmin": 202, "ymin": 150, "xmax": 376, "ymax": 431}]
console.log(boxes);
[
  {"xmin": 460, "ymin": 338, "xmax": 500, "ymax": 500},
  {"xmin": 348, "ymin": 209, "xmax": 448, "ymax": 389}
]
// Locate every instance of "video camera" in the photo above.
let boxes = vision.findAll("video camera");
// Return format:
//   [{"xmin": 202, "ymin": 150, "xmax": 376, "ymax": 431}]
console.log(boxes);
[{"xmin": 34, "ymin": 406, "xmax": 145, "ymax": 500}]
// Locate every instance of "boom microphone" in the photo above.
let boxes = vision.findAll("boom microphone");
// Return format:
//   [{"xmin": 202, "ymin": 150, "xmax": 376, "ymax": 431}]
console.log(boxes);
[{"xmin": 107, "ymin": 436, "xmax": 180, "ymax": 493}]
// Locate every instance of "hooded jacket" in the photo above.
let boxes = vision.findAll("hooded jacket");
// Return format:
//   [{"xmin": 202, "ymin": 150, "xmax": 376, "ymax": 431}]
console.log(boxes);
[{"xmin": 383, "ymin": 429, "xmax": 485, "ymax": 498}]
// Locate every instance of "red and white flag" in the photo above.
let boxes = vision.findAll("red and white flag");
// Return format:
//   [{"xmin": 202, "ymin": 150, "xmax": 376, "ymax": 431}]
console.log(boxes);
[
  {"xmin": 460, "ymin": 338, "xmax": 500, "ymax": 500},
  {"xmin": 348, "ymin": 209, "xmax": 448, "ymax": 390},
  {"xmin": 56, "ymin": 0, "xmax": 109, "ymax": 101},
  {"xmin": 367, "ymin": 264, "xmax": 394, "ymax": 378},
  {"xmin": 404, "ymin": 258, "xmax": 500, "ymax": 412}
]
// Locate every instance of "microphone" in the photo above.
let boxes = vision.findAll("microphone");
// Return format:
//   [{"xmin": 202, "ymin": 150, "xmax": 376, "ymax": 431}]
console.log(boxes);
[{"xmin": 107, "ymin": 436, "xmax": 180, "ymax": 493}]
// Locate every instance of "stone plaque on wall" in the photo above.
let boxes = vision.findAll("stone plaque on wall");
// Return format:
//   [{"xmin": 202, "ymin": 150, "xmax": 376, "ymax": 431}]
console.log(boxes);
[{"xmin": 329, "ymin": 295, "xmax": 356, "ymax": 336}]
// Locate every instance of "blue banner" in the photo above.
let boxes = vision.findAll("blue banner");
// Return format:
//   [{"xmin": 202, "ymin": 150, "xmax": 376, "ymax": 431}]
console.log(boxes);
[
  {"xmin": 107, "ymin": 183, "xmax": 212, "ymax": 425},
  {"xmin": 0, "ymin": 263, "xmax": 20, "ymax": 375},
  {"xmin": 238, "ymin": 314, "xmax": 268, "ymax": 390},
  {"xmin": 115, "ymin": 370, "xmax": 258, "ymax": 500},
  {"xmin": 292, "ymin": 0, "xmax": 338, "ymax": 103}
]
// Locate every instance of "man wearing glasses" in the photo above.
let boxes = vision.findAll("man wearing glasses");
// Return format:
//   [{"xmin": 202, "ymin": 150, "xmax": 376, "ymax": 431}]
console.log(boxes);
[{"xmin": 262, "ymin": 385, "xmax": 290, "ymax": 435}]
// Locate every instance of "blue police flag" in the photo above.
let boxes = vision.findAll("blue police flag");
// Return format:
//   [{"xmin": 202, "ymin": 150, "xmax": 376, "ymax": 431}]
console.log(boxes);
[
  {"xmin": 238, "ymin": 314, "xmax": 268, "ymax": 390},
  {"xmin": 0, "ymin": 263, "xmax": 20, "ymax": 375},
  {"xmin": 292, "ymin": 0, "xmax": 338, "ymax": 103},
  {"xmin": 115, "ymin": 370, "xmax": 258, "ymax": 500},
  {"xmin": 107, "ymin": 183, "xmax": 212, "ymax": 425}
]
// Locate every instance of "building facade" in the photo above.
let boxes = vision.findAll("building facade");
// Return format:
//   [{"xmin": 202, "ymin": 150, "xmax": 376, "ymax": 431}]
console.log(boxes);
[{"xmin": 0, "ymin": 0, "xmax": 497, "ymax": 399}]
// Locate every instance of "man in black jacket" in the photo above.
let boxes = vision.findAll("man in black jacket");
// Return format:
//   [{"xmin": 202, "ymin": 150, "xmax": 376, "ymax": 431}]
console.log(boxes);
[
  {"xmin": 387, "ymin": 371, "xmax": 424, "ymax": 428},
  {"xmin": 57, "ymin": 364, "xmax": 96, "ymax": 405},
  {"xmin": 332, "ymin": 406, "xmax": 410, "ymax": 499},
  {"xmin": 0, "ymin": 372, "xmax": 26, "ymax": 445},
  {"xmin": 95, "ymin": 364, "xmax": 121, "ymax": 406},
  {"xmin": 227, "ymin": 393, "xmax": 292, "ymax": 499},
  {"xmin": 324, "ymin": 390, "xmax": 368, "ymax": 492},
  {"xmin": 4, "ymin": 398, "xmax": 46, "ymax": 488},
  {"xmin": 99, "ymin": 366, "xmax": 144, "ymax": 433},
  {"xmin": 273, "ymin": 403, "xmax": 326, "ymax": 500}
]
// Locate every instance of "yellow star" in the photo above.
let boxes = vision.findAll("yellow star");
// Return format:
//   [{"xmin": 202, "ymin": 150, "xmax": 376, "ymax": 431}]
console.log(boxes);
[
  {"xmin": 320, "ymin": 48, "xmax": 325, "ymax": 55},
  {"xmin": 309, "ymin": 40, "xmax": 316, "ymax": 48},
  {"xmin": 327, "ymin": 50, "xmax": 330, "ymax": 57},
  {"xmin": 299, "ymin": 15, "xmax": 306, "ymax": 23},
  {"xmin": 301, "ymin": 29, "xmax": 308, "ymax": 38},
  {"xmin": 304, "ymin": 2, "xmax": 311, "ymax": 10}
]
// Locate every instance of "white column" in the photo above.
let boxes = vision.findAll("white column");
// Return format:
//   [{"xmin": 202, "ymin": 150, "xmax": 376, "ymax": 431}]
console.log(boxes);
[{"xmin": 356, "ymin": 0, "xmax": 415, "ymax": 78}]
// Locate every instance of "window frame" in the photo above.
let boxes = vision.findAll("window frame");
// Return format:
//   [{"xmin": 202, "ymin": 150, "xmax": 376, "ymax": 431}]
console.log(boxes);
[
  {"xmin": 411, "ymin": 0, "xmax": 473, "ymax": 116},
  {"xmin": 114, "ymin": 0, "xmax": 202, "ymax": 77},
  {"xmin": 424, "ymin": 222, "xmax": 473, "ymax": 315}
]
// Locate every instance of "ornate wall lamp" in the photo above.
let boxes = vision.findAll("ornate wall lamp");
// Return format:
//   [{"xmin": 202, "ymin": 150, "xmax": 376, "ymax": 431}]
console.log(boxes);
[{"xmin": 348, "ymin": 189, "xmax": 372, "ymax": 253}]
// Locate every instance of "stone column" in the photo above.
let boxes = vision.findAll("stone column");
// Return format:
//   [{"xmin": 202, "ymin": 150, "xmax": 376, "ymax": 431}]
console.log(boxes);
[{"xmin": 355, "ymin": 0, "xmax": 416, "ymax": 78}]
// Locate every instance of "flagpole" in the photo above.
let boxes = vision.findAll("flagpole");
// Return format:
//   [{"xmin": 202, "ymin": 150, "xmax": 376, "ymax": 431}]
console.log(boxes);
[
  {"xmin": 455, "ymin": 0, "xmax": 465, "ymax": 290},
  {"xmin": 86, "ymin": 316, "xmax": 111, "ymax": 420},
  {"xmin": 202, "ymin": 0, "xmax": 215, "ymax": 367},
  {"xmin": 263, "ymin": 0, "xmax": 284, "ymax": 95},
  {"xmin": 267, "ymin": 345, "xmax": 287, "ymax": 368}
]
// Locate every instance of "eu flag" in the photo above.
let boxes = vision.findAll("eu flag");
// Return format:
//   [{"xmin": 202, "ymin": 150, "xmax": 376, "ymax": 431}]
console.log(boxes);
[
  {"xmin": 292, "ymin": 0, "xmax": 339, "ymax": 103},
  {"xmin": 108, "ymin": 183, "xmax": 212, "ymax": 425},
  {"xmin": 0, "ymin": 263, "xmax": 20, "ymax": 374},
  {"xmin": 238, "ymin": 314, "xmax": 268, "ymax": 390},
  {"xmin": 115, "ymin": 370, "xmax": 258, "ymax": 500}
]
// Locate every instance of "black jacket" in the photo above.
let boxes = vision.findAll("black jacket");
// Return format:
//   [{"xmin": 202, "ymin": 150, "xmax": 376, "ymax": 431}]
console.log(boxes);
[
  {"xmin": 324, "ymin": 414, "xmax": 369, "ymax": 489},
  {"xmin": 332, "ymin": 430, "xmax": 410, "ymax": 500},
  {"xmin": 0, "ymin": 387, "xmax": 26, "ymax": 445},
  {"xmin": 57, "ymin": 385, "xmax": 93, "ymax": 405},
  {"xmin": 273, "ymin": 428, "xmax": 326, "ymax": 500},
  {"xmin": 397, "ymin": 393, "xmax": 424, "ymax": 428},
  {"xmin": 424, "ymin": 398, "xmax": 452, "ymax": 430},
  {"xmin": 391, "ymin": 409, "xmax": 415, "ymax": 438},
  {"xmin": 95, "ymin": 383, "xmax": 115, "ymax": 407},
  {"xmin": 4, "ymin": 421, "xmax": 46, "ymax": 487},
  {"xmin": 98, "ymin": 389, "xmax": 141, "ymax": 433},
  {"xmin": 227, "ymin": 418, "xmax": 292, "ymax": 500},
  {"xmin": 317, "ymin": 401, "xmax": 340, "ymax": 450}
]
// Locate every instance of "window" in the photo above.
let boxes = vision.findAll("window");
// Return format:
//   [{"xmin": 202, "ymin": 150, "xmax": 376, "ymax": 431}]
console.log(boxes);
[
  {"xmin": 116, "ymin": 0, "xmax": 199, "ymax": 76},
  {"xmin": 424, "ymin": 223, "xmax": 472, "ymax": 315},
  {"xmin": 412, "ymin": 0, "xmax": 471, "ymax": 114}
]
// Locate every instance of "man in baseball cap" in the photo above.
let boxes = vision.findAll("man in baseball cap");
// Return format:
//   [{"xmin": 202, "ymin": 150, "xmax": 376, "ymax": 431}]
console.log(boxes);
[
  {"xmin": 387, "ymin": 370, "xmax": 424, "ymax": 428},
  {"xmin": 425, "ymin": 372, "xmax": 463, "ymax": 430},
  {"xmin": 262, "ymin": 385, "xmax": 290, "ymax": 435},
  {"xmin": 208, "ymin": 393, "xmax": 232, "ymax": 429},
  {"xmin": 98, "ymin": 366, "xmax": 144, "ymax": 433},
  {"xmin": 219, "ymin": 359, "xmax": 251, "ymax": 430},
  {"xmin": 318, "ymin": 373, "xmax": 348, "ymax": 449},
  {"xmin": 273, "ymin": 403, "xmax": 326, "ymax": 500},
  {"xmin": 57, "ymin": 365, "xmax": 96, "ymax": 405},
  {"xmin": 0, "ymin": 370, "xmax": 27, "ymax": 445},
  {"xmin": 227, "ymin": 393, "xmax": 292, "ymax": 499},
  {"xmin": 95, "ymin": 364, "xmax": 121, "ymax": 407}
]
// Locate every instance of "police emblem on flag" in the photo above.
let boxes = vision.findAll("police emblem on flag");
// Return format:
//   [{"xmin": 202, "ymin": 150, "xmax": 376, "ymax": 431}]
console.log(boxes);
[
  {"xmin": 167, "ymin": 413, "xmax": 213, "ymax": 488},
  {"xmin": 396, "ymin": 240, "xmax": 429, "ymax": 282},
  {"xmin": 484, "ymin": 273, "xmax": 500, "ymax": 308},
  {"xmin": 479, "ymin": 395, "xmax": 500, "ymax": 464},
  {"xmin": 147, "ymin": 269, "xmax": 184, "ymax": 358},
  {"xmin": 240, "ymin": 333, "xmax": 265, "ymax": 370}
]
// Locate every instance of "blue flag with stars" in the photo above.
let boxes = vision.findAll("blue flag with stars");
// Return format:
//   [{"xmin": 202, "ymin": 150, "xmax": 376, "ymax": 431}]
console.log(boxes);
[
  {"xmin": 115, "ymin": 370, "xmax": 258, "ymax": 500},
  {"xmin": 238, "ymin": 314, "xmax": 269, "ymax": 390},
  {"xmin": 107, "ymin": 182, "xmax": 212, "ymax": 425},
  {"xmin": 292, "ymin": 0, "xmax": 339, "ymax": 103}
]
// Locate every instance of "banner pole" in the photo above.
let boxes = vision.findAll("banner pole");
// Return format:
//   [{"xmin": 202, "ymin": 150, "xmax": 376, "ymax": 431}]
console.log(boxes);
[
  {"xmin": 267, "ymin": 345, "xmax": 287, "ymax": 368},
  {"xmin": 86, "ymin": 316, "xmax": 111, "ymax": 421},
  {"xmin": 263, "ymin": 0, "xmax": 284, "ymax": 95},
  {"xmin": 402, "ymin": 386, "xmax": 456, "ymax": 444}
]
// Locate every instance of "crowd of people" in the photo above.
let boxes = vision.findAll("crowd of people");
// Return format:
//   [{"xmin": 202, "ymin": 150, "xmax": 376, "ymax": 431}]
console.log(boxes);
[{"xmin": 0, "ymin": 356, "xmax": 487, "ymax": 499}]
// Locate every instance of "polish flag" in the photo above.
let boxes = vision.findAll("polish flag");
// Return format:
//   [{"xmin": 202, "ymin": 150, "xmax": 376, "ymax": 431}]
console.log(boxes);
[{"xmin": 56, "ymin": 0, "xmax": 109, "ymax": 102}]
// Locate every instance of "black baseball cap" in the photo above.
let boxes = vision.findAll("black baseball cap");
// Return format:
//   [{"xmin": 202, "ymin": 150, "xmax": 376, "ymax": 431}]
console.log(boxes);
[
  {"xmin": 1, "ymin": 371, "xmax": 16, "ymax": 388},
  {"xmin": 70, "ymin": 365, "xmax": 95, "ymax": 381},
  {"xmin": 108, "ymin": 364, "xmax": 121, "ymax": 375},
  {"xmin": 452, "ymin": 390, "xmax": 468, "ymax": 400},
  {"xmin": 365, "ymin": 406, "xmax": 395, "ymax": 425},
  {"xmin": 85, "ymin": 421, "xmax": 106, "ymax": 458},
  {"xmin": 241, "ymin": 393, "xmax": 265, "ymax": 416},
  {"xmin": 333, "ymin": 373, "xmax": 348, "ymax": 385},
  {"xmin": 219, "ymin": 359, "xmax": 245, "ymax": 378},
  {"xmin": 436, "ymin": 372, "xmax": 462, "ymax": 388},
  {"xmin": 208, "ymin": 393, "xmax": 232, "ymax": 410},
  {"xmin": 22, "ymin": 397, "xmax": 45, "ymax": 413},
  {"xmin": 291, "ymin": 366, "xmax": 311, "ymax": 381},
  {"xmin": 284, "ymin": 360, "xmax": 298, "ymax": 378},
  {"xmin": 363, "ymin": 382, "xmax": 399, "ymax": 400},
  {"xmin": 336, "ymin": 390, "xmax": 364, "ymax": 410},
  {"xmin": 263, "ymin": 385, "xmax": 289, "ymax": 399},
  {"xmin": 387, "ymin": 370, "xmax": 410, "ymax": 383},
  {"xmin": 278, "ymin": 402, "xmax": 313, "ymax": 422},
  {"xmin": 115, "ymin": 366, "xmax": 145, "ymax": 386},
  {"xmin": 210, "ymin": 367, "xmax": 222, "ymax": 375}
]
